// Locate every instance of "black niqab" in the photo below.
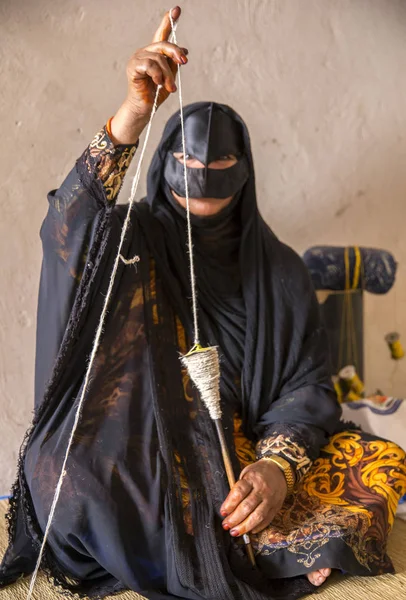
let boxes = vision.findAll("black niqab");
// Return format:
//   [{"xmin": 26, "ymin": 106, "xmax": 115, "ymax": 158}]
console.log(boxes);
[{"xmin": 163, "ymin": 103, "xmax": 249, "ymax": 199}]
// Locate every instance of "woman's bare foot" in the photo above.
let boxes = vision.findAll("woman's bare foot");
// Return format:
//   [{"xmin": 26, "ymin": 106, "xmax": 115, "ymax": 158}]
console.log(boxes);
[{"xmin": 307, "ymin": 568, "xmax": 331, "ymax": 586}]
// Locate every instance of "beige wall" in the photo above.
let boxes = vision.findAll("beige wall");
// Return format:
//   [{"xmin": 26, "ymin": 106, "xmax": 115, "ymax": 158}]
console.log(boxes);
[{"xmin": 1, "ymin": 0, "xmax": 406, "ymax": 491}]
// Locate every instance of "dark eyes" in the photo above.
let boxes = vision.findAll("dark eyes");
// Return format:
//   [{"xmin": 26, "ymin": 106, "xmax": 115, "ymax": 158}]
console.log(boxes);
[{"xmin": 181, "ymin": 154, "xmax": 236, "ymax": 161}]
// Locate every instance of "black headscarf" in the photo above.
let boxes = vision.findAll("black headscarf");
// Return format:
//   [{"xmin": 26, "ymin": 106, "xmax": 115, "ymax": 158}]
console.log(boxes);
[{"xmin": 140, "ymin": 101, "xmax": 340, "ymax": 440}]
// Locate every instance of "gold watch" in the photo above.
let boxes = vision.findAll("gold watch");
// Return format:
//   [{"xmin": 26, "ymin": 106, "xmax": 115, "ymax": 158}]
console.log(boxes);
[{"xmin": 260, "ymin": 454, "xmax": 296, "ymax": 495}]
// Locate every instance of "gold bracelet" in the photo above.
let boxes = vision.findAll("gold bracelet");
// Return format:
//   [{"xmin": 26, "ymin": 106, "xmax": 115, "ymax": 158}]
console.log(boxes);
[{"xmin": 259, "ymin": 454, "xmax": 296, "ymax": 495}]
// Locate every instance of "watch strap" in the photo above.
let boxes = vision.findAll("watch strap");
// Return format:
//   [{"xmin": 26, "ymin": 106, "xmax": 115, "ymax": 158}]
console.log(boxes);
[{"xmin": 260, "ymin": 454, "xmax": 296, "ymax": 495}]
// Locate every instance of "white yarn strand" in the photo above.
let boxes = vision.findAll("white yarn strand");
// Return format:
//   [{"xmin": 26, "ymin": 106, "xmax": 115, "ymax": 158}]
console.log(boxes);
[
  {"xmin": 26, "ymin": 85, "xmax": 162, "ymax": 600},
  {"xmin": 169, "ymin": 13, "xmax": 222, "ymax": 421},
  {"xmin": 120, "ymin": 253, "xmax": 140, "ymax": 266},
  {"xmin": 168, "ymin": 14, "xmax": 223, "ymax": 421},
  {"xmin": 169, "ymin": 11, "xmax": 199, "ymax": 346},
  {"xmin": 26, "ymin": 14, "xmax": 227, "ymax": 596}
]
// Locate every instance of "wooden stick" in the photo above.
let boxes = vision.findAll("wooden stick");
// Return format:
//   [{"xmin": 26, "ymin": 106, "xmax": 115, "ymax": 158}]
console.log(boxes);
[{"xmin": 214, "ymin": 419, "xmax": 256, "ymax": 568}]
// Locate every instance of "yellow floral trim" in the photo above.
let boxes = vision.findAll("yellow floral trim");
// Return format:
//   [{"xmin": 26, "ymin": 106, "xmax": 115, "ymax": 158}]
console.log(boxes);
[
  {"xmin": 253, "ymin": 431, "xmax": 406, "ymax": 572},
  {"xmin": 304, "ymin": 431, "xmax": 406, "ymax": 529},
  {"xmin": 89, "ymin": 129, "xmax": 109, "ymax": 152},
  {"xmin": 254, "ymin": 490, "xmax": 372, "ymax": 569},
  {"xmin": 85, "ymin": 127, "xmax": 137, "ymax": 202}
]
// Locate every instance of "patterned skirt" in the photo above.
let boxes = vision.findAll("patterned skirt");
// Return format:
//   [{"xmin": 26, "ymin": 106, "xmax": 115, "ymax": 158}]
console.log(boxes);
[{"xmin": 236, "ymin": 429, "xmax": 406, "ymax": 578}]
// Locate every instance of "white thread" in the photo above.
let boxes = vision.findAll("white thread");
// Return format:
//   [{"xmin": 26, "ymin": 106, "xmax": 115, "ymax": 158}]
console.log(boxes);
[
  {"xmin": 26, "ymin": 82, "xmax": 162, "ymax": 600},
  {"xmin": 169, "ymin": 11, "xmax": 199, "ymax": 345},
  {"xmin": 181, "ymin": 347, "xmax": 222, "ymax": 419},
  {"xmin": 28, "ymin": 13, "xmax": 221, "ymax": 595},
  {"xmin": 120, "ymin": 254, "xmax": 140, "ymax": 265},
  {"xmin": 169, "ymin": 14, "xmax": 221, "ymax": 421},
  {"xmin": 169, "ymin": 15, "xmax": 221, "ymax": 421}
]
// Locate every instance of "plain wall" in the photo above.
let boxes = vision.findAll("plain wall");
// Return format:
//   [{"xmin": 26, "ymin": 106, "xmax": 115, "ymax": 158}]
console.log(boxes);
[{"xmin": 1, "ymin": 0, "xmax": 406, "ymax": 491}]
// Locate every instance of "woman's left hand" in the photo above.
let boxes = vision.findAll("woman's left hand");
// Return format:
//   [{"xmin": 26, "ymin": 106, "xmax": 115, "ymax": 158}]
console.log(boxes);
[{"xmin": 220, "ymin": 459, "xmax": 288, "ymax": 536}]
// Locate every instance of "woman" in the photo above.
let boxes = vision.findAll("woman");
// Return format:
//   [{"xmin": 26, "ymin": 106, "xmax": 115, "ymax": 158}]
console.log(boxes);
[{"xmin": 1, "ymin": 7, "xmax": 405, "ymax": 600}]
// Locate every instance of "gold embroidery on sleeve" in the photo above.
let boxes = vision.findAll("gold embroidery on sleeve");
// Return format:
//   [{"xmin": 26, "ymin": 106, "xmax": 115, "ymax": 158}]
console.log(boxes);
[
  {"xmin": 85, "ymin": 127, "xmax": 137, "ymax": 202},
  {"xmin": 256, "ymin": 434, "xmax": 312, "ymax": 481}
]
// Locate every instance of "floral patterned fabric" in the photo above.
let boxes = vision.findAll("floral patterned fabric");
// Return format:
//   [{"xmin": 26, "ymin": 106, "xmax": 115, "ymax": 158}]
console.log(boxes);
[
  {"xmin": 234, "ymin": 422, "xmax": 406, "ymax": 576},
  {"xmin": 84, "ymin": 126, "xmax": 138, "ymax": 201},
  {"xmin": 255, "ymin": 430, "xmax": 312, "ymax": 483}
]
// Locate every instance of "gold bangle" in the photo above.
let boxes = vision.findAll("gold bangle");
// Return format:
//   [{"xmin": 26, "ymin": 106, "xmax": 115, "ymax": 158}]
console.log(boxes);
[{"xmin": 259, "ymin": 454, "xmax": 296, "ymax": 495}]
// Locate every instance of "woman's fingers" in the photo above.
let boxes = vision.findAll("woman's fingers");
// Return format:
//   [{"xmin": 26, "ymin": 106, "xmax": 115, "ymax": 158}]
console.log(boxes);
[
  {"xmin": 121, "ymin": 6, "xmax": 187, "ymax": 122},
  {"xmin": 149, "ymin": 10, "xmax": 188, "ymax": 83},
  {"xmin": 131, "ymin": 51, "xmax": 179, "ymax": 92},
  {"xmin": 229, "ymin": 504, "xmax": 275, "ymax": 537},
  {"xmin": 220, "ymin": 479, "xmax": 253, "ymax": 517},
  {"xmin": 152, "ymin": 6, "xmax": 181, "ymax": 44},
  {"xmin": 220, "ymin": 461, "xmax": 287, "ymax": 537},
  {"xmin": 222, "ymin": 491, "xmax": 262, "ymax": 531},
  {"xmin": 145, "ymin": 41, "xmax": 188, "ymax": 65},
  {"xmin": 130, "ymin": 43, "xmax": 188, "ymax": 93},
  {"xmin": 132, "ymin": 57, "xmax": 166, "ymax": 89},
  {"xmin": 251, "ymin": 509, "xmax": 276, "ymax": 534}
]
